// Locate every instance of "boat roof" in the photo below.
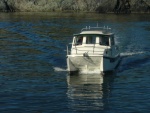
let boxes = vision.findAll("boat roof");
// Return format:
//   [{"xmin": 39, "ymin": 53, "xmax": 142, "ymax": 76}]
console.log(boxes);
[{"xmin": 74, "ymin": 26, "xmax": 114, "ymax": 36}]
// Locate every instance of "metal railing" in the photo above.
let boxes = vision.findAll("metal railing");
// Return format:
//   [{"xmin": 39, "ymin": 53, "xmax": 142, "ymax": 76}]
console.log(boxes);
[{"xmin": 81, "ymin": 26, "xmax": 112, "ymax": 33}]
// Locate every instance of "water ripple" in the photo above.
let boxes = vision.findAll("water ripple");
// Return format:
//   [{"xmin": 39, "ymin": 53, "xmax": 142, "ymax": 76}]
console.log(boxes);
[{"xmin": 0, "ymin": 13, "xmax": 150, "ymax": 113}]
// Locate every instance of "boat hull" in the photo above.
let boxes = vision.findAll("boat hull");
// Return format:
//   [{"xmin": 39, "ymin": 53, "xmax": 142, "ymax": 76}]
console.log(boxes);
[{"xmin": 67, "ymin": 55, "xmax": 120, "ymax": 74}]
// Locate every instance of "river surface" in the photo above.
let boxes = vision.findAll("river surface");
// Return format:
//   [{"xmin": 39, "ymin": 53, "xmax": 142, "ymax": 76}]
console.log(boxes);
[{"xmin": 0, "ymin": 12, "xmax": 150, "ymax": 113}]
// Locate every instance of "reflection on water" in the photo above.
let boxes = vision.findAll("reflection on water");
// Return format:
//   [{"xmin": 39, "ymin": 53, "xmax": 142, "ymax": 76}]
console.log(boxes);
[
  {"xmin": 0, "ymin": 12, "xmax": 150, "ymax": 112},
  {"xmin": 67, "ymin": 74, "xmax": 114, "ymax": 112}
]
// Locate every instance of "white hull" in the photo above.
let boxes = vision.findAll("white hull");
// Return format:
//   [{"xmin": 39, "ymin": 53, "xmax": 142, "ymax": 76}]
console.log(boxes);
[
  {"xmin": 66, "ymin": 25, "xmax": 120, "ymax": 74},
  {"xmin": 67, "ymin": 55, "xmax": 120, "ymax": 74}
]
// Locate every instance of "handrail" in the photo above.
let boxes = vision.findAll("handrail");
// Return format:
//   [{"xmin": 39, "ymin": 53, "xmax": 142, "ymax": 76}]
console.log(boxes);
[
  {"xmin": 72, "ymin": 46, "xmax": 105, "ymax": 55},
  {"xmin": 66, "ymin": 44, "xmax": 71, "ymax": 55},
  {"xmin": 71, "ymin": 44, "xmax": 110, "ymax": 55},
  {"xmin": 81, "ymin": 26, "xmax": 112, "ymax": 33}
]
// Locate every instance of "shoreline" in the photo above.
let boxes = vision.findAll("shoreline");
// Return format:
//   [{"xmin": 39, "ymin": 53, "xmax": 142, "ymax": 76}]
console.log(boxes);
[
  {"xmin": 0, "ymin": 10, "xmax": 149, "ymax": 14},
  {"xmin": 0, "ymin": 0, "xmax": 149, "ymax": 14}
]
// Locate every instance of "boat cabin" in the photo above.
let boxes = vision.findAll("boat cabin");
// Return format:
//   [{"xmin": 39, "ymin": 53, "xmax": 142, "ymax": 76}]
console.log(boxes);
[
  {"xmin": 72, "ymin": 34, "xmax": 115, "ymax": 47},
  {"xmin": 67, "ymin": 26, "xmax": 120, "ymax": 73},
  {"xmin": 70, "ymin": 26, "xmax": 118, "ymax": 56}
]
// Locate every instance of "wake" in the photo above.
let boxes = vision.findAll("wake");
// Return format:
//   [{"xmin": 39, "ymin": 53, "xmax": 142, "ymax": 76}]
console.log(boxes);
[
  {"xmin": 53, "ymin": 67, "xmax": 67, "ymax": 72},
  {"xmin": 118, "ymin": 51, "xmax": 150, "ymax": 72},
  {"xmin": 120, "ymin": 51, "xmax": 145, "ymax": 57}
]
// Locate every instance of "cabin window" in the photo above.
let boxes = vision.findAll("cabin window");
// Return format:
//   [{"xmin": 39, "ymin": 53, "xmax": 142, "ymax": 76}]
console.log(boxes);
[
  {"xmin": 99, "ymin": 36, "xmax": 109, "ymax": 46},
  {"xmin": 75, "ymin": 36, "xmax": 83, "ymax": 45},
  {"xmin": 86, "ymin": 35, "xmax": 96, "ymax": 44}
]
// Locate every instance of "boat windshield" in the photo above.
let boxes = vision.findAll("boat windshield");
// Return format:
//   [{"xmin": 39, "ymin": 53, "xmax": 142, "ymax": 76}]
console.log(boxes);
[
  {"xmin": 74, "ymin": 35, "xmax": 111, "ymax": 46},
  {"xmin": 86, "ymin": 35, "xmax": 96, "ymax": 44}
]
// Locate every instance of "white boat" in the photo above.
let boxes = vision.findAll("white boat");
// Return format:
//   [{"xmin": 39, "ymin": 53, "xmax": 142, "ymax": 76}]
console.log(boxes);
[{"xmin": 66, "ymin": 25, "xmax": 120, "ymax": 74}]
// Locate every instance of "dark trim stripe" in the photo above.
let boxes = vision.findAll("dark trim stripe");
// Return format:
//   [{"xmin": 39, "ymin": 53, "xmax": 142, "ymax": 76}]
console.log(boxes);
[{"xmin": 103, "ymin": 54, "xmax": 120, "ymax": 62}]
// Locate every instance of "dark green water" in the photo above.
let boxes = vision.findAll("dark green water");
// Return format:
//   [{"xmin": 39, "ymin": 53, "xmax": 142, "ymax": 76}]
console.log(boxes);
[{"xmin": 0, "ymin": 12, "xmax": 150, "ymax": 113}]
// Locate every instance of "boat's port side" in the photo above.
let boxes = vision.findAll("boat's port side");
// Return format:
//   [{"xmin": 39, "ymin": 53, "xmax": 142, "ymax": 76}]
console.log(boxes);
[{"xmin": 102, "ymin": 55, "xmax": 120, "ymax": 72}]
